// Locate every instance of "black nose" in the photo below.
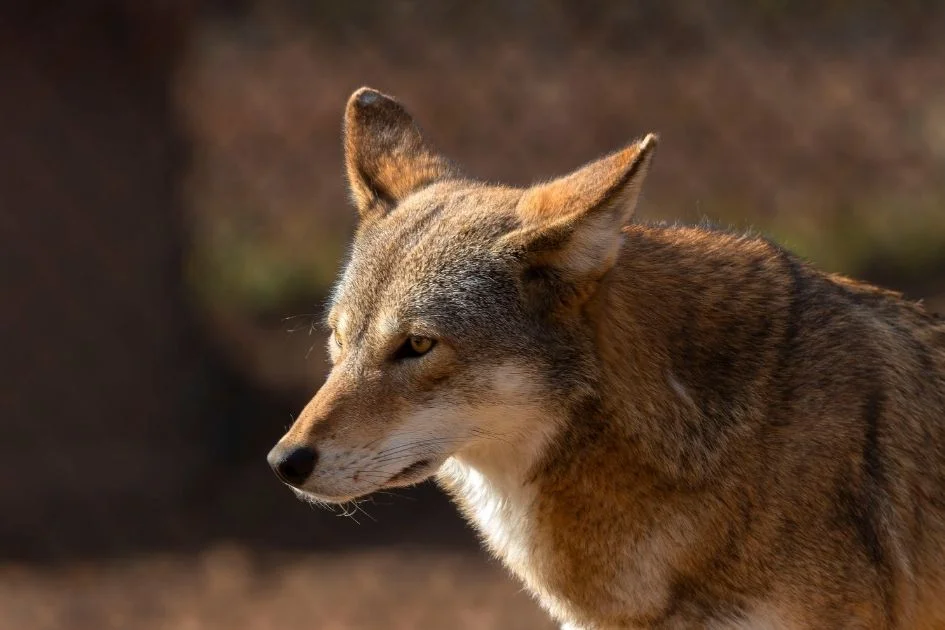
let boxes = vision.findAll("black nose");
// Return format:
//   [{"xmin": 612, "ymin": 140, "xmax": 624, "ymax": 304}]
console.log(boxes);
[{"xmin": 267, "ymin": 444, "xmax": 318, "ymax": 487}]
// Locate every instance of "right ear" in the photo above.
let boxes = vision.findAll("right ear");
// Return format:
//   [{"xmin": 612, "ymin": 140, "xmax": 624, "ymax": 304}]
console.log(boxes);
[
  {"xmin": 499, "ymin": 135, "xmax": 657, "ymax": 288},
  {"xmin": 344, "ymin": 87, "xmax": 456, "ymax": 220}
]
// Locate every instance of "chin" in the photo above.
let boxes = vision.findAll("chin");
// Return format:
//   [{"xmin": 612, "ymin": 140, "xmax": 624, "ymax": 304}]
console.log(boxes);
[
  {"xmin": 291, "ymin": 487, "xmax": 360, "ymax": 505},
  {"xmin": 291, "ymin": 458, "xmax": 441, "ymax": 505}
]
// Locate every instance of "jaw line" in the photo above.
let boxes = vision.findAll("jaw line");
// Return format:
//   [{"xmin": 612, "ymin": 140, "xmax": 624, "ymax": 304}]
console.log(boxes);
[
  {"xmin": 291, "ymin": 487, "xmax": 362, "ymax": 505},
  {"xmin": 384, "ymin": 458, "xmax": 433, "ymax": 485},
  {"xmin": 382, "ymin": 454, "xmax": 453, "ymax": 490},
  {"xmin": 289, "ymin": 460, "xmax": 439, "ymax": 505},
  {"xmin": 289, "ymin": 446, "xmax": 459, "ymax": 505}
]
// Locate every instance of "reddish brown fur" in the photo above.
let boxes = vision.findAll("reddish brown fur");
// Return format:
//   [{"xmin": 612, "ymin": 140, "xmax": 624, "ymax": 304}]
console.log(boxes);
[
  {"xmin": 526, "ymin": 224, "xmax": 945, "ymax": 627},
  {"xmin": 270, "ymin": 88, "xmax": 945, "ymax": 629}
]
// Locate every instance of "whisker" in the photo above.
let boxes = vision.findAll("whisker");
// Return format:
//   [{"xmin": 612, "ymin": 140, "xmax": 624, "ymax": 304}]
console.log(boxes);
[
  {"xmin": 352, "ymin": 499, "xmax": 378, "ymax": 523},
  {"xmin": 337, "ymin": 501, "xmax": 361, "ymax": 525},
  {"xmin": 371, "ymin": 437, "xmax": 468, "ymax": 461},
  {"xmin": 305, "ymin": 339, "xmax": 322, "ymax": 359},
  {"xmin": 282, "ymin": 313, "xmax": 322, "ymax": 334}
]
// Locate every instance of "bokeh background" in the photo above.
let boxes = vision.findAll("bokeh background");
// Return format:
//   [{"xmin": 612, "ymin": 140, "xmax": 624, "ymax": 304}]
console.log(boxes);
[{"xmin": 2, "ymin": 1, "xmax": 944, "ymax": 628}]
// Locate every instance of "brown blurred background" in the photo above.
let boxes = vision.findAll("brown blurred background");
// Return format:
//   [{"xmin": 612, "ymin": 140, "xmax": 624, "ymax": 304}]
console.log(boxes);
[{"xmin": 1, "ymin": 1, "xmax": 944, "ymax": 628}]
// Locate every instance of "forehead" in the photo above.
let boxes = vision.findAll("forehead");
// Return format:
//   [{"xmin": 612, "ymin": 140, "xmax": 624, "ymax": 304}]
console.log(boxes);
[{"xmin": 331, "ymin": 182, "xmax": 522, "ymax": 332}]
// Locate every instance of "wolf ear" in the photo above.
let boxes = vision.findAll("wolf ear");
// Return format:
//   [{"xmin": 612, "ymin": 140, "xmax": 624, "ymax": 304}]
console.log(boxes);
[
  {"xmin": 344, "ymin": 87, "xmax": 456, "ymax": 219},
  {"xmin": 501, "ymin": 134, "xmax": 657, "ymax": 292}
]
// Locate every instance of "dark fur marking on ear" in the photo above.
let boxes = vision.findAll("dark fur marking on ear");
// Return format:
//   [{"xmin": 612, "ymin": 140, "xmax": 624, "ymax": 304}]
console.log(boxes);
[{"xmin": 356, "ymin": 164, "xmax": 397, "ymax": 212}]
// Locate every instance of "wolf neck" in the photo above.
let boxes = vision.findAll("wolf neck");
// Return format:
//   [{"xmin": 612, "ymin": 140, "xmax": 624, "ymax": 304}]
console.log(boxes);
[
  {"xmin": 588, "ymin": 223, "xmax": 790, "ymax": 480},
  {"xmin": 439, "ymin": 225, "xmax": 788, "ymax": 614},
  {"xmin": 441, "ymin": 224, "xmax": 781, "ymax": 488}
]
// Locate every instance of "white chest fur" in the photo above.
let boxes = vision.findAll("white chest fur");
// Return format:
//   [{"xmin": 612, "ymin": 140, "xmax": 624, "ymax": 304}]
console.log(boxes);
[
  {"xmin": 438, "ymin": 451, "xmax": 684, "ymax": 627},
  {"xmin": 438, "ymin": 456, "xmax": 537, "ymax": 573}
]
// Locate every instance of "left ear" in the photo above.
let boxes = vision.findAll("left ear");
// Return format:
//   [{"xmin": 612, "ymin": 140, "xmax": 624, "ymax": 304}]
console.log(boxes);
[
  {"xmin": 344, "ymin": 87, "xmax": 456, "ymax": 221},
  {"xmin": 501, "ymin": 134, "xmax": 658, "ymax": 284}
]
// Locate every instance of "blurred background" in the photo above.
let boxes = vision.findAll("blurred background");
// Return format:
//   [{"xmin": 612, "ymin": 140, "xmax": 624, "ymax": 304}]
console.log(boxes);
[{"xmin": 2, "ymin": 1, "xmax": 944, "ymax": 628}]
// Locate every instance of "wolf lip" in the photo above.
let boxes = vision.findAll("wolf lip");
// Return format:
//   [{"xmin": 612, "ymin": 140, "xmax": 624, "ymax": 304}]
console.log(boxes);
[{"xmin": 387, "ymin": 458, "xmax": 433, "ymax": 484}]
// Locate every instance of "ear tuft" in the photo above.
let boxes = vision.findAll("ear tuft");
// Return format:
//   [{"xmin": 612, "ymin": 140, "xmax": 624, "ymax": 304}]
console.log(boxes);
[{"xmin": 343, "ymin": 87, "xmax": 455, "ymax": 220}]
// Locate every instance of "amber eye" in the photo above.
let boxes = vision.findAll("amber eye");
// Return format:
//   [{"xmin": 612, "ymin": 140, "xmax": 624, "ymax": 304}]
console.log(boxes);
[
  {"xmin": 394, "ymin": 335, "xmax": 436, "ymax": 360},
  {"xmin": 410, "ymin": 336, "xmax": 434, "ymax": 354}
]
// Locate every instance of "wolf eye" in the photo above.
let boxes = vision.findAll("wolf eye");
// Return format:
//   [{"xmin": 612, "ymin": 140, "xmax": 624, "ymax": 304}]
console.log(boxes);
[{"xmin": 393, "ymin": 335, "xmax": 436, "ymax": 360}]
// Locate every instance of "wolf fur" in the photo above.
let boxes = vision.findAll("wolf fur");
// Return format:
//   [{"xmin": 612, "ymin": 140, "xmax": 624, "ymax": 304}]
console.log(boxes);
[{"xmin": 268, "ymin": 87, "xmax": 945, "ymax": 629}]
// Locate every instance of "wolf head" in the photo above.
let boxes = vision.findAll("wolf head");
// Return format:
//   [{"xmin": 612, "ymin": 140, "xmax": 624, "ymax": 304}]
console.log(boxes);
[{"xmin": 267, "ymin": 87, "xmax": 657, "ymax": 502}]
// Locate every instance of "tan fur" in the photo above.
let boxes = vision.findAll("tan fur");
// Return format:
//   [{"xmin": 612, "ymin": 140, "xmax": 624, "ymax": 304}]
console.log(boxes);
[{"xmin": 269, "ymin": 88, "xmax": 945, "ymax": 629}]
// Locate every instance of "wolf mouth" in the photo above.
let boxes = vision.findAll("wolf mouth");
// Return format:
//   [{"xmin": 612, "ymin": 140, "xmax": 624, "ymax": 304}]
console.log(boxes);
[{"xmin": 386, "ymin": 458, "xmax": 433, "ymax": 484}]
